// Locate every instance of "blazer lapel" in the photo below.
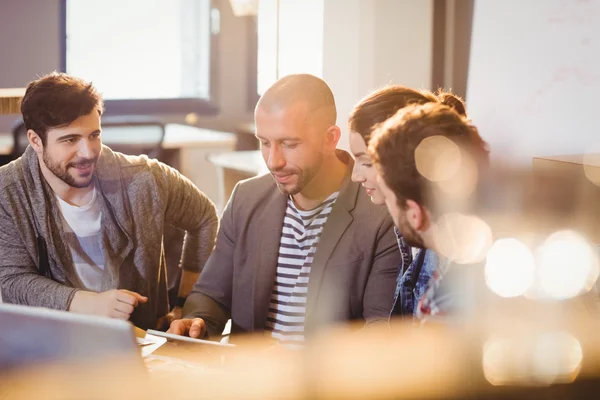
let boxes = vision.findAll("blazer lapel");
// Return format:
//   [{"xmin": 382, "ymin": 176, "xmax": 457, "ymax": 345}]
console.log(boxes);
[
  {"xmin": 305, "ymin": 156, "xmax": 359, "ymax": 323},
  {"xmin": 252, "ymin": 189, "xmax": 287, "ymax": 330}
]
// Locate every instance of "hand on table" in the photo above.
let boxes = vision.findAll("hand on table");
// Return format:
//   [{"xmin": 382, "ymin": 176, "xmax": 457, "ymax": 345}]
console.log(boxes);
[{"xmin": 167, "ymin": 318, "xmax": 207, "ymax": 338}]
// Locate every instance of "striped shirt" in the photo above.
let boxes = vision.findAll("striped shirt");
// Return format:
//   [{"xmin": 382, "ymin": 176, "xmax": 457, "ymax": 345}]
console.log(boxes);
[{"xmin": 265, "ymin": 191, "xmax": 339, "ymax": 345}]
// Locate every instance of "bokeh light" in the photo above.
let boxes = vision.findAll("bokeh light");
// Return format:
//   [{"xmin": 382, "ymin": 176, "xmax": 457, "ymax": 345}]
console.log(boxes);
[
  {"xmin": 485, "ymin": 238, "xmax": 535, "ymax": 298},
  {"xmin": 536, "ymin": 230, "xmax": 599, "ymax": 299}
]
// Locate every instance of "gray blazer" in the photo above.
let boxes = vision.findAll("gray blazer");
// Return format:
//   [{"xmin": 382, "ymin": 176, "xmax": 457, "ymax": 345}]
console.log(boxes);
[
  {"xmin": 0, "ymin": 146, "xmax": 218, "ymax": 329},
  {"xmin": 184, "ymin": 153, "xmax": 401, "ymax": 338}
]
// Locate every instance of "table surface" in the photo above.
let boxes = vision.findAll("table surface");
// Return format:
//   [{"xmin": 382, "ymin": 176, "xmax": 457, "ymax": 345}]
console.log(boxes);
[
  {"xmin": 0, "ymin": 88, "xmax": 25, "ymax": 97},
  {"xmin": 207, "ymin": 150, "xmax": 266, "ymax": 175}
]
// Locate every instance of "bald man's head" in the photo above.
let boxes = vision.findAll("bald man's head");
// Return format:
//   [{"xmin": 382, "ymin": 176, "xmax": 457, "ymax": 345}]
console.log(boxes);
[
  {"xmin": 254, "ymin": 74, "xmax": 341, "ymax": 196},
  {"xmin": 255, "ymin": 74, "xmax": 337, "ymax": 127}
]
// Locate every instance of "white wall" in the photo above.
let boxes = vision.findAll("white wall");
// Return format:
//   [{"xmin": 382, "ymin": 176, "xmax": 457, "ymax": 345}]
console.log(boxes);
[
  {"xmin": 257, "ymin": 0, "xmax": 434, "ymax": 150},
  {"xmin": 321, "ymin": 0, "xmax": 373, "ymax": 151},
  {"xmin": 467, "ymin": 0, "xmax": 600, "ymax": 163},
  {"xmin": 268, "ymin": 0, "xmax": 433, "ymax": 149},
  {"xmin": 322, "ymin": 0, "xmax": 434, "ymax": 150}
]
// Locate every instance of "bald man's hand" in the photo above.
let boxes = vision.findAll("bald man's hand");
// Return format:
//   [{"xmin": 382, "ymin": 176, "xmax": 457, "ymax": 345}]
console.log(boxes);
[{"xmin": 167, "ymin": 318, "xmax": 207, "ymax": 339}]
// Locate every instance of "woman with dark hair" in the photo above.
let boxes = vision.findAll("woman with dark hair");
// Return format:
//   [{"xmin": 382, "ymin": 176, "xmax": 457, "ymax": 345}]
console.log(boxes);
[{"xmin": 347, "ymin": 85, "xmax": 467, "ymax": 318}]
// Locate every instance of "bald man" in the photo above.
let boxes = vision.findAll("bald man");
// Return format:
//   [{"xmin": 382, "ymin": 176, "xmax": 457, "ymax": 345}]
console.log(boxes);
[{"xmin": 169, "ymin": 74, "xmax": 400, "ymax": 345}]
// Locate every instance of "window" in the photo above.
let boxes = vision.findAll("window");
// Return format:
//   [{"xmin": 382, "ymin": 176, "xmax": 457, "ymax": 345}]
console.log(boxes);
[
  {"xmin": 256, "ymin": 0, "xmax": 324, "ymax": 95},
  {"xmin": 63, "ymin": 0, "xmax": 219, "ymax": 115}
]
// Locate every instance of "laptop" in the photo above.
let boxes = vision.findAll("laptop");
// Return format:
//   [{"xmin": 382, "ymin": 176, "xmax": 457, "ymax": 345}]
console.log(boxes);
[{"xmin": 0, "ymin": 303, "xmax": 144, "ymax": 371}]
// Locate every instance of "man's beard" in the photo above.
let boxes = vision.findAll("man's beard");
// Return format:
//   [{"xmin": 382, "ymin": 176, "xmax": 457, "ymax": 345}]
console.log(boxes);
[
  {"xmin": 271, "ymin": 162, "xmax": 322, "ymax": 196},
  {"xmin": 43, "ymin": 150, "xmax": 97, "ymax": 189},
  {"xmin": 272, "ymin": 169, "xmax": 306, "ymax": 196}
]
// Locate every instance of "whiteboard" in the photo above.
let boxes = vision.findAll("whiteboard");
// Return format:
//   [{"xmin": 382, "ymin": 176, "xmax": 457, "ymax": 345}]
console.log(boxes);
[{"xmin": 466, "ymin": 0, "xmax": 600, "ymax": 163}]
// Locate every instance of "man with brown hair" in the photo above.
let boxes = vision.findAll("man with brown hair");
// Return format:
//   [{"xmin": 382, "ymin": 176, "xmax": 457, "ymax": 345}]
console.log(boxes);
[
  {"xmin": 368, "ymin": 102, "xmax": 490, "ymax": 321},
  {"xmin": 0, "ymin": 72, "xmax": 218, "ymax": 329}
]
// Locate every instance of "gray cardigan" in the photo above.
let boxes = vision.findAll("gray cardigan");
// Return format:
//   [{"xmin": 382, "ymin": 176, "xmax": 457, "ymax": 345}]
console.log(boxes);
[
  {"xmin": 184, "ymin": 152, "xmax": 401, "ymax": 338},
  {"xmin": 0, "ymin": 145, "xmax": 218, "ymax": 329}
]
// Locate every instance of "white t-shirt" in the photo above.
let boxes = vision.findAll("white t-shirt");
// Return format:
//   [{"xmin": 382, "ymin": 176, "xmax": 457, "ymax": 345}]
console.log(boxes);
[{"xmin": 56, "ymin": 189, "xmax": 105, "ymax": 292}]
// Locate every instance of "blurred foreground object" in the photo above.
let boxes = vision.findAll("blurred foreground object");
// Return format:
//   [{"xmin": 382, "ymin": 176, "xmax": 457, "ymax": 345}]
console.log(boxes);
[{"xmin": 4, "ymin": 318, "xmax": 600, "ymax": 399}]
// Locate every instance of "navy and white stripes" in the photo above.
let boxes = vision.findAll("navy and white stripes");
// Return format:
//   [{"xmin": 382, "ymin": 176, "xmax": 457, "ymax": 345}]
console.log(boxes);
[{"xmin": 265, "ymin": 192, "xmax": 339, "ymax": 345}]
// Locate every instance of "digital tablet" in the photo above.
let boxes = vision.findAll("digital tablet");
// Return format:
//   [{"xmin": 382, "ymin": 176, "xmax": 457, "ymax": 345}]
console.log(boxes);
[{"xmin": 146, "ymin": 329, "xmax": 235, "ymax": 348}]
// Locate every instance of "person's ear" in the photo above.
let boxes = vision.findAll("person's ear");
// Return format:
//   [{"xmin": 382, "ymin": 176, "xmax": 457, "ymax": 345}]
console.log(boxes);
[
  {"xmin": 405, "ymin": 199, "xmax": 430, "ymax": 232},
  {"xmin": 324, "ymin": 125, "xmax": 341, "ymax": 154},
  {"xmin": 28, "ymin": 129, "xmax": 44, "ymax": 156}
]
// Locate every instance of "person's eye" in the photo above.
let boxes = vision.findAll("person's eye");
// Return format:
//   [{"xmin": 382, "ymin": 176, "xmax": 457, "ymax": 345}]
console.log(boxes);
[
  {"xmin": 283, "ymin": 142, "xmax": 299, "ymax": 149},
  {"xmin": 362, "ymin": 162, "xmax": 373, "ymax": 167}
]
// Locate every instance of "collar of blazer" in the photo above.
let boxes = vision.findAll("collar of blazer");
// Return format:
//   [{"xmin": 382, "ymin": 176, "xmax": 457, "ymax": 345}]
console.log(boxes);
[
  {"xmin": 304, "ymin": 149, "xmax": 359, "ymax": 323},
  {"xmin": 333, "ymin": 149, "xmax": 360, "ymax": 212}
]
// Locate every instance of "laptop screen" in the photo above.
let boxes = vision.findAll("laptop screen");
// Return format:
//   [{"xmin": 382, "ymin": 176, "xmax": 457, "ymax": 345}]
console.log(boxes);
[{"xmin": 0, "ymin": 303, "xmax": 143, "ymax": 371}]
